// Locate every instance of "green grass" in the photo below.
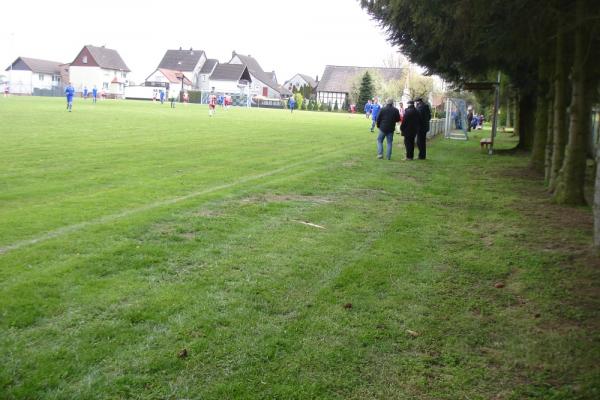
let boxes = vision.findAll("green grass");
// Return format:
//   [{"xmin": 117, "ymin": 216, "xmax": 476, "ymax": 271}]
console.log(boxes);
[{"xmin": 0, "ymin": 97, "xmax": 598, "ymax": 399}]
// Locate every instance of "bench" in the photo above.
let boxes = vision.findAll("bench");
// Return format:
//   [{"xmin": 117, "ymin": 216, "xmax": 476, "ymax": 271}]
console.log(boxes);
[{"xmin": 480, "ymin": 138, "xmax": 492, "ymax": 149}]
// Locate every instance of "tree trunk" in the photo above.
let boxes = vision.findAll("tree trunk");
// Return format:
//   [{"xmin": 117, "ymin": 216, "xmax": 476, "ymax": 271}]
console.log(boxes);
[
  {"xmin": 506, "ymin": 97, "xmax": 512, "ymax": 128},
  {"xmin": 516, "ymin": 91, "xmax": 535, "ymax": 151},
  {"xmin": 595, "ymin": 144, "xmax": 600, "ymax": 248},
  {"xmin": 548, "ymin": 24, "xmax": 569, "ymax": 192},
  {"xmin": 531, "ymin": 58, "xmax": 550, "ymax": 171},
  {"xmin": 544, "ymin": 98, "xmax": 554, "ymax": 182},
  {"xmin": 553, "ymin": 0, "xmax": 588, "ymax": 205}
]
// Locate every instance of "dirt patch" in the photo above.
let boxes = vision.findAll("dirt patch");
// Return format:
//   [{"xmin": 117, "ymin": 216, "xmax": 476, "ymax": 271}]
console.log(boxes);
[
  {"xmin": 240, "ymin": 194, "xmax": 332, "ymax": 204},
  {"xmin": 342, "ymin": 158, "xmax": 361, "ymax": 168}
]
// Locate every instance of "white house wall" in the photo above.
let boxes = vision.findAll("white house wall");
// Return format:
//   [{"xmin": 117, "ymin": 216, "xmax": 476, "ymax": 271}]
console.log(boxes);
[
  {"xmin": 317, "ymin": 91, "xmax": 346, "ymax": 106},
  {"xmin": 7, "ymin": 70, "xmax": 58, "ymax": 94},
  {"xmin": 208, "ymin": 80, "xmax": 248, "ymax": 95},
  {"xmin": 69, "ymin": 66, "xmax": 128, "ymax": 96}
]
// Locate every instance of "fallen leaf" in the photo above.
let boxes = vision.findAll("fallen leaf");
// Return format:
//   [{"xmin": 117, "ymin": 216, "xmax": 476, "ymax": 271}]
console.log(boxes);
[
  {"xmin": 178, "ymin": 348, "xmax": 188, "ymax": 358},
  {"xmin": 406, "ymin": 329, "xmax": 419, "ymax": 337},
  {"xmin": 494, "ymin": 282, "xmax": 505, "ymax": 289},
  {"xmin": 343, "ymin": 303, "xmax": 353, "ymax": 309},
  {"xmin": 534, "ymin": 313, "xmax": 541, "ymax": 318}
]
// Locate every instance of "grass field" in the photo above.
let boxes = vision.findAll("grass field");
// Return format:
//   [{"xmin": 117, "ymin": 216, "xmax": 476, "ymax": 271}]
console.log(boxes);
[{"xmin": 0, "ymin": 97, "xmax": 598, "ymax": 399}]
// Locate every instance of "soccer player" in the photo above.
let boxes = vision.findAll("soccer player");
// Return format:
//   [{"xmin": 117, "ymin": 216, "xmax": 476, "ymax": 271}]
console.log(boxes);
[
  {"xmin": 92, "ymin": 86, "xmax": 98, "ymax": 104},
  {"xmin": 208, "ymin": 93, "xmax": 217, "ymax": 116},
  {"xmin": 370, "ymin": 98, "xmax": 381, "ymax": 132},
  {"xmin": 364, "ymin": 99, "xmax": 372, "ymax": 119},
  {"xmin": 83, "ymin": 86, "xmax": 88, "ymax": 99},
  {"xmin": 64, "ymin": 83, "xmax": 75, "ymax": 112},
  {"xmin": 289, "ymin": 96, "xmax": 296, "ymax": 113}
]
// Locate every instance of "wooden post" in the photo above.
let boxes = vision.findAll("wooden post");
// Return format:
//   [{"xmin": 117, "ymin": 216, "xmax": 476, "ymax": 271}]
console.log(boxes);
[{"xmin": 489, "ymin": 72, "xmax": 501, "ymax": 155}]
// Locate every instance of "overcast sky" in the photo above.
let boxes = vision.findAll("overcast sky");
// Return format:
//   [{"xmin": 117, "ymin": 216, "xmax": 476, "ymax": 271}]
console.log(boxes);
[{"xmin": 0, "ymin": 0, "xmax": 401, "ymax": 84}]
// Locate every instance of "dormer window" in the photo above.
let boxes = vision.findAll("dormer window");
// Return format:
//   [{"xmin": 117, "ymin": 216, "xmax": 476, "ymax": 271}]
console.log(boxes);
[{"xmin": 82, "ymin": 56, "xmax": 88, "ymax": 64}]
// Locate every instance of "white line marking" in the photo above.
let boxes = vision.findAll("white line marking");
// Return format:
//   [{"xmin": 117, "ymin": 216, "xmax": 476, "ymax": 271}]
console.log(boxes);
[{"xmin": 0, "ymin": 145, "xmax": 360, "ymax": 255}]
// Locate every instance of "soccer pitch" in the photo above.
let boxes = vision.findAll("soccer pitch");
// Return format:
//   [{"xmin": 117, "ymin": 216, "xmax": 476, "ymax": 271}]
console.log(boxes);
[{"xmin": 1, "ymin": 97, "xmax": 597, "ymax": 399}]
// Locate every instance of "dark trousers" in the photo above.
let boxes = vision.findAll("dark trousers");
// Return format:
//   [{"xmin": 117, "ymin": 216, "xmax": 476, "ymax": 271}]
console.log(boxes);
[
  {"xmin": 404, "ymin": 133, "xmax": 416, "ymax": 159},
  {"xmin": 417, "ymin": 131, "xmax": 427, "ymax": 159}
]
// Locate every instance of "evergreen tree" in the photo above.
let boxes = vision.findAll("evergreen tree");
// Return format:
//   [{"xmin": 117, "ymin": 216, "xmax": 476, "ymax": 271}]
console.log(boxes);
[
  {"xmin": 357, "ymin": 71, "xmax": 374, "ymax": 113},
  {"xmin": 334, "ymin": 100, "xmax": 339, "ymax": 112}
]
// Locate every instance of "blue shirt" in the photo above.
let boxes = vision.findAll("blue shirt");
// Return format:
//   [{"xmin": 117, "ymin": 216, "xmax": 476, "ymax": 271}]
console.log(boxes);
[
  {"xmin": 289, "ymin": 99, "xmax": 296, "ymax": 108},
  {"xmin": 371, "ymin": 103, "xmax": 381, "ymax": 120},
  {"xmin": 364, "ymin": 103, "xmax": 372, "ymax": 113},
  {"xmin": 92, "ymin": 88, "xmax": 98, "ymax": 97},
  {"xmin": 65, "ymin": 86, "xmax": 75, "ymax": 98}
]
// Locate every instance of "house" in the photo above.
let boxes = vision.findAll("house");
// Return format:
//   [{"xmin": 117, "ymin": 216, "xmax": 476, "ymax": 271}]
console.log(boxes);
[
  {"xmin": 156, "ymin": 48, "xmax": 207, "ymax": 89},
  {"xmin": 68, "ymin": 45, "xmax": 131, "ymax": 97},
  {"xmin": 199, "ymin": 59, "xmax": 218, "ymax": 91},
  {"xmin": 284, "ymin": 73, "xmax": 318, "ymax": 92},
  {"xmin": 208, "ymin": 63, "xmax": 252, "ymax": 94},
  {"xmin": 145, "ymin": 68, "xmax": 192, "ymax": 98},
  {"xmin": 228, "ymin": 51, "xmax": 290, "ymax": 98},
  {"xmin": 4, "ymin": 57, "xmax": 64, "ymax": 94},
  {"xmin": 316, "ymin": 65, "xmax": 404, "ymax": 106}
]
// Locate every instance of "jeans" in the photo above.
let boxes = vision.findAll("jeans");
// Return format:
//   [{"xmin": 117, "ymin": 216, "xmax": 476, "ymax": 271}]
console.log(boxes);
[
  {"xmin": 377, "ymin": 129, "xmax": 394, "ymax": 159},
  {"xmin": 371, "ymin": 118, "xmax": 376, "ymax": 131}
]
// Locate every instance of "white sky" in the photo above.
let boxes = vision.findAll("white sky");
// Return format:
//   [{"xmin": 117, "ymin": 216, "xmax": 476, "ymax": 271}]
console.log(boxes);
[{"xmin": 0, "ymin": 0, "xmax": 401, "ymax": 84}]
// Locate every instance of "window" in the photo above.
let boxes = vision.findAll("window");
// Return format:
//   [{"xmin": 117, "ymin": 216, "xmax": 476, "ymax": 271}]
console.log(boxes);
[
  {"xmin": 39, "ymin": 74, "xmax": 44, "ymax": 81},
  {"xmin": 82, "ymin": 56, "xmax": 88, "ymax": 64},
  {"xmin": 103, "ymin": 82, "xmax": 109, "ymax": 89},
  {"xmin": 202, "ymin": 75, "xmax": 206, "ymax": 82}
]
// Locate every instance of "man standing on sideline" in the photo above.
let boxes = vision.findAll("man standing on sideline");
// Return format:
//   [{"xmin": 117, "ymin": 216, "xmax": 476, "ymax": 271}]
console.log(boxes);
[
  {"xmin": 400, "ymin": 100, "xmax": 421, "ymax": 160},
  {"xmin": 64, "ymin": 82, "xmax": 75, "ymax": 112},
  {"xmin": 92, "ymin": 86, "xmax": 98, "ymax": 104},
  {"xmin": 415, "ymin": 97, "xmax": 431, "ymax": 159},
  {"xmin": 375, "ymin": 98, "xmax": 401, "ymax": 160},
  {"xmin": 370, "ymin": 98, "xmax": 381, "ymax": 132}
]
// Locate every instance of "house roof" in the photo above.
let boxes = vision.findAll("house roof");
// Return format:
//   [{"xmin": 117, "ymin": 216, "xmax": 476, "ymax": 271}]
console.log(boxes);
[
  {"xmin": 157, "ymin": 68, "xmax": 192, "ymax": 85},
  {"xmin": 277, "ymin": 84, "xmax": 293, "ymax": 96},
  {"xmin": 157, "ymin": 49, "xmax": 205, "ymax": 71},
  {"xmin": 316, "ymin": 65, "xmax": 404, "ymax": 93},
  {"xmin": 298, "ymin": 73, "xmax": 318, "ymax": 87},
  {"xmin": 200, "ymin": 59, "xmax": 218, "ymax": 74},
  {"xmin": 230, "ymin": 52, "xmax": 283, "ymax": 94},
  {"xmin": 83, "ymin": 45, "xmax": 130, "ymax": 71},
  {"xmin": 209, "ymin": 64, "xmax": 251, "ymax": 81},
  {"xmin": 5, "ymin": 57, "xmax": 63, "ymax": 74}
]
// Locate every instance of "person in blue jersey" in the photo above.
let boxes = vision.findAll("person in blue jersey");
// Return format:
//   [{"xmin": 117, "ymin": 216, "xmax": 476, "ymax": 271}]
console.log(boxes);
[
  {"xmin": 64, "ymin": 83, "xmax": 75, "ymax": 112},
  {"xmin": 83, "ymin": 86, "xmax": 88, "ymax": 99},
  {"xmin": 92, "ymin": 86, "xmax": 98, "ymax": 104},
  {"xmin": 370, "ymin": 98, "xmax": 381, "ymax": 132},
  {"xmin": 289, "ymin": 96, "xmax": 296, "ymax": 113},
  {"xmin": 159, "ymin": 89, "xmax": 165, "ymax": 104},
  {"xmin": 364, "ymin": 99, "xmax": 372, "ymax": 119}
]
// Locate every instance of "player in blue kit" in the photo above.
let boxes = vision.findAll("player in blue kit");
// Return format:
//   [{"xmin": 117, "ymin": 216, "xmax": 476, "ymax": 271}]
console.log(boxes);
[
  {"xmin": 370, "ymin": 98, "xmax": 381, "ymax": 132},
  {"xmin": 64, "ymin": 83, "xmax": 75, "ymax": 112}
]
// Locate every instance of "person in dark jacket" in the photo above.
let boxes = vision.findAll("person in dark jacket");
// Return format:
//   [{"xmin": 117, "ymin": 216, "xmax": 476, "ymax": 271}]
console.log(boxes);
[
  {"xmin": 375, "ymin": 98, "xmax": 401, "ymax": 160},
  {"xmin": 415, "ymin": 98, "xmax": 431, "ymax": 159},
  {"xmin": 400, "ymin": 100, "xmax": 421, "ymax": 160}
]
